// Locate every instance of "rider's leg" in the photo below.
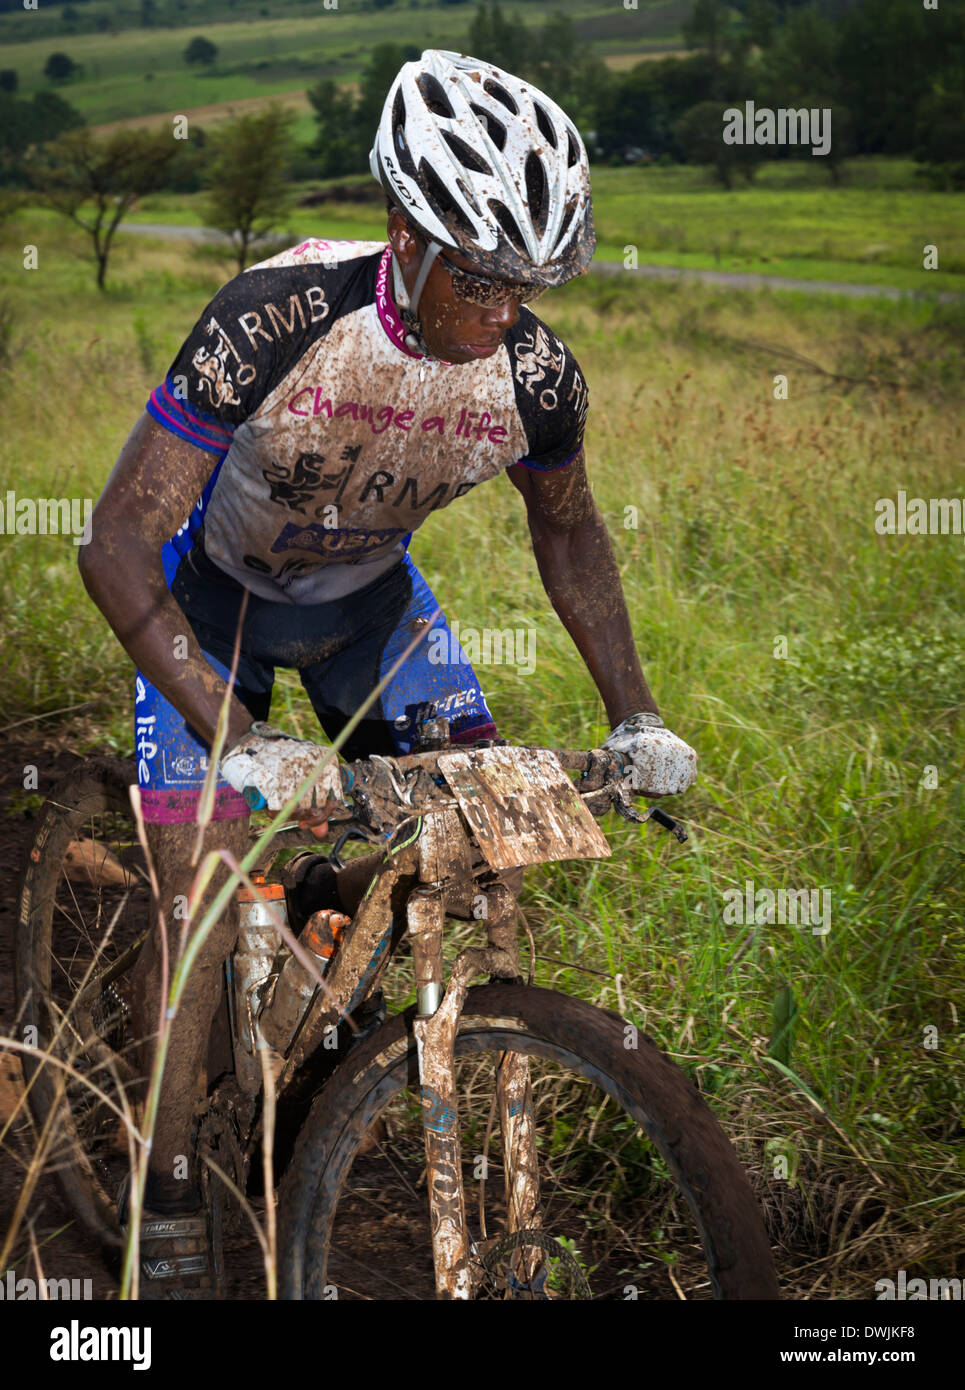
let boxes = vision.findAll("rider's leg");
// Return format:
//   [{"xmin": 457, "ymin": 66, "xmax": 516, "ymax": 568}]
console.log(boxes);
[
  {"xmin": 296, "ymin": 551, "xmax": 499, "ymax": 761},
  {"xmin": 129, "ymin": 814, "xmax": 250, "ymax": 1211},
  {"xmin": 129, "ymin": 556, "xmax": 276, "ymax": 1212}
]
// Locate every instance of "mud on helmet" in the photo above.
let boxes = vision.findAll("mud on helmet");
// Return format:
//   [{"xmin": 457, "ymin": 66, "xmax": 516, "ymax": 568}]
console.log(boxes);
[{"xmin": 369, "ymin": 49, "xmax": 595, "ymax": 347}]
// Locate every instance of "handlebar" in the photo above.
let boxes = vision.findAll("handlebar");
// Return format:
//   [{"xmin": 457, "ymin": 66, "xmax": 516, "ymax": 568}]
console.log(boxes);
[{"xmin": 244, "ymin": 740, "xmax": 687, "ymax": 846}]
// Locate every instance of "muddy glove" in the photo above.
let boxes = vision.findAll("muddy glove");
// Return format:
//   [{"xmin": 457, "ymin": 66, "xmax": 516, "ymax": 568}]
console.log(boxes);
[
  {"xmin": 603, "ymin": 712, "xmax": 697, "ymax": 797},
  {"xmin": 220, "ymin": 721, "xmax": 345, "ymax": 813}
]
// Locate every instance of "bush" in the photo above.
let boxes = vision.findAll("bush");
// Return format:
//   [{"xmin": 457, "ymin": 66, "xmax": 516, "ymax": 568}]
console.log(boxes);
[
  {"xmin": 184, "ymin": 36, "xmax": 217, "ymax": 68},
  {"xmin": 44, "ymin": 52, "xmax": 78, "ymax": 83}
]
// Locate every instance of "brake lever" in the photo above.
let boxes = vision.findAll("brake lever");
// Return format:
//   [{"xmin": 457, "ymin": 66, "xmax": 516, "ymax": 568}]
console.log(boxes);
[
  {"xmin": 648, "ymin": 805, "xmax": 688, "ymax": 843},
  {"xmin": 612, "ymin": 785, "xmax": 688, "ymax": 842}
]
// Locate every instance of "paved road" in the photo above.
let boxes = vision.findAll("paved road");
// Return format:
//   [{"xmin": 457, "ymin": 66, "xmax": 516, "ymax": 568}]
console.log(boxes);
[{"xmin": 117, "ymin": 221, "xmax": 962, "ymax": 303}]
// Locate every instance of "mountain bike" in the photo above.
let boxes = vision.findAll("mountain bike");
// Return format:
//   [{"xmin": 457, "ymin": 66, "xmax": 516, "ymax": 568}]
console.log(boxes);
[{"xmin": 15, "ymin": 735, "xmax": 780, "ymax": 1300}]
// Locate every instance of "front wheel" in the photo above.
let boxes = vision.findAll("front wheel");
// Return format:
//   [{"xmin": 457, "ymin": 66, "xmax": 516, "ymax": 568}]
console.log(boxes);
[{"xmin": 279, "ymin": 985, "xmax": 780, "ymax": 1300}]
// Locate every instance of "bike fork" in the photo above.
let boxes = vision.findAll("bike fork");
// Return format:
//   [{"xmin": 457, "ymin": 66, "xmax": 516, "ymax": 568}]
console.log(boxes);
[
  {"xmin": 488, "ymin": 887, "xmax": 543, "ymax": 1289},
  {"xmin": 409, "ymin": 886, "xmax": 471, "ymax": 1300},
  {"xmin": 407, "ymin": 881, "xmax": 543, "ymax": 1300}
]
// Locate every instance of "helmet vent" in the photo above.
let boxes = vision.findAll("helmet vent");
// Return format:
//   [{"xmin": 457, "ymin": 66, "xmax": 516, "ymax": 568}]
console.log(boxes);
[
  {"xmin": 470, "ymin": 102, "xmax": 507, "ymax": 151},
  {"xmin": 393, "ymin": 128, "xmax": 418, "ymax": 181},
  {"xmin": 524, "ymin": 153, "xmax": 548, "ymax": 237},
  {"xmin": 483, "ymin": 79, "xmax": 518, "ymax": 114},
  {"xmin": 455, "ymin": 176, "xmax": 481, "ymax": 215},
  {"xmin": 416, "ymin": 72, "xmax": 456, "ymax": 119},
  {"xmin": 487, "ymin": 198, "xmax": 526, "ymax": 254},
  {"xmin": 534, "ymin": 102, "xmax": 557, "ymax": 148},
  {"xmin": 441, "ymin": 130, "xmax": 492, "ymax": 176},
  {"xmin": 419, "ymin": 158, "xmax": 476, "ymax": 237},
  {"xmin": 557, "ymin": 196, "xmax": 577, "ymax": 244}
]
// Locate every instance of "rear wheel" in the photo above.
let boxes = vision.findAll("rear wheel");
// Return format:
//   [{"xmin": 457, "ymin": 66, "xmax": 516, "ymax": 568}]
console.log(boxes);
[{"xmin": 279, "ymin": 985, "xmax": 780, "ymax": 1300}]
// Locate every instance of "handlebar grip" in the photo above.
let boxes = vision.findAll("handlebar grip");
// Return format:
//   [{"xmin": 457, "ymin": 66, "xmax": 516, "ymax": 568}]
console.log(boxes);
[{"xmin": 242, "ymin": 763, "xmax": 352, "ymax": 814}]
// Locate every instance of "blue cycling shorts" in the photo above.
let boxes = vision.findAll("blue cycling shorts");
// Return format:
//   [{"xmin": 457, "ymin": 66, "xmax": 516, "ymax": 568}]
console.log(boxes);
[{"xmin": 134, "ymin": 542, "xmax": 497, "ymax": 824}]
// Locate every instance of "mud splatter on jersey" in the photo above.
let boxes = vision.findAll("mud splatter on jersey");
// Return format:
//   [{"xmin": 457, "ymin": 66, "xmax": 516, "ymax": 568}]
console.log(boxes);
[{"xmin": 147, "ymin": 239, "xmax": 588, "ymax": 604}]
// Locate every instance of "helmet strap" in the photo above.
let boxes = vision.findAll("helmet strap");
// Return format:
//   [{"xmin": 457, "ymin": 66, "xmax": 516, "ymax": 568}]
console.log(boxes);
[{"xmin": 391, "ymin": 240, "xmax": 442, "ymax": 356}]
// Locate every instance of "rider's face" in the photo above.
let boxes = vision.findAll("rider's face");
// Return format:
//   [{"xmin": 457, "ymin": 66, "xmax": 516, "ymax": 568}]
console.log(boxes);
[{"xmin": 387, "ymin": 210, "xmax": 527, "ymax": 365}]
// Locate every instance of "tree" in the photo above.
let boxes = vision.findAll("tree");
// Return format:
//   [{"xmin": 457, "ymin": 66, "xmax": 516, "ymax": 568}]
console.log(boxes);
[
  {"xmin": 467, "ymin": 3, "xmax": 528, "ymax": 74},
  {"xmin": 836, "ymin": 0, "xmax": 965, "ymax": 155},
  {"xmin": 202, "ymin": 104, "xmax": 297, "ymax": 272},
  {"xmin": 24, "ymin": 127, "xmax": 178, "ymax": 290},
  {"xmin": 745, "ymin": 0, "xmax": 778, "ymax": 51},
  {"xmin": 754, "ymin": 3, "xmax": 839, "ymax": 111},
  {"xmin": 914, "ymin": 91, "xmax": 965, "ymax": 190},
  {"xmin": 683, "ymin": 0, "xmax": 726, "ymax": 67},
  {"xmin": 166, "ymin": 122, "xmax": 209, "ymax": 193},
  {"xmin": 355, "ymin": 42, "xmax": 420, "ymax": 150},
  {"xmin": 308, "ymin": 42, "xmax": 419, "ymax": 178},
  {"xmin": 673, "ymin": 100, "xmax": 762, "ymax": 188},
  {"xmin": 184, "ymin": 36, "xmax": 218, "ymax": 68},
  {"xmin": 44, "ymin": 52, "xmax": 78, "ymax": 83},
  {"xmin": 307, "ymin": 77, "xmax": 364, "ymax": 177},
  {"xmin": 529, "ymin": 12, "xmax": 580, "ymax": 104},
  {"xmin": 0, "ymin": 89, "xmax": 84, "ymax": 186},
  {"xmin": 0, "ymin": 70, "xmax": 17, "ymax": 93},
  {"xmin": 593, "ymin": 54, "xmax": 719, "ymax": 162},
  {"xmin": 31, "ymin": 90, "xmax": 86, "ymax": 145}
]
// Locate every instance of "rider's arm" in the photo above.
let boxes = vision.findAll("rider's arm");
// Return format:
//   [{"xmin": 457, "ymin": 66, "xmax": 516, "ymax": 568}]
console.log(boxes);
[
  {"xmin": 78, "ymin": 411, "xmax": 254, "ymax": 750},
  {"xmin": 506, "ymin": 448, "xmax": 659, "ymax": 729}
]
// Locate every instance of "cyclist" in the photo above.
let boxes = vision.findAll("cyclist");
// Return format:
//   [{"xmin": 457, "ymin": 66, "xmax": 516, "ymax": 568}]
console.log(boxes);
[{"xmin": 78, "ymin": 49, "xmax": 697, "ymax": 1298}]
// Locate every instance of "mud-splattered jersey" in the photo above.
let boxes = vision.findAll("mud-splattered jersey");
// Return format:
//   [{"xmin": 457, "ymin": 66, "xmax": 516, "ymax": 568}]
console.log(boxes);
[{"xmin": 146, "ymin": 238, "xmax": 589, "ymax": 603}]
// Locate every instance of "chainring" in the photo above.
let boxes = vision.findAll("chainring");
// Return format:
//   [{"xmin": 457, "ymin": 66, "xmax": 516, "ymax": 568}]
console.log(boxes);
[{"xmin": 475, "ymin": 1228, "xmax": 592, "ymax": 1300}]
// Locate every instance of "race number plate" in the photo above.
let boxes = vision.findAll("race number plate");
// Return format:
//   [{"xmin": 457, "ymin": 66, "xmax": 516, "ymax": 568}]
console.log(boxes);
[{"xmin": 436, "ymin": 746, "xmax": 612, "ymax": 871}]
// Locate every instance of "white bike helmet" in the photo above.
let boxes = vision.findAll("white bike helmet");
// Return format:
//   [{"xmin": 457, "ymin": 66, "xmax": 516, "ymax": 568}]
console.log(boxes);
[{"xmin": 369, "ymin": 49, "xmax": 595, "ymax": 291}]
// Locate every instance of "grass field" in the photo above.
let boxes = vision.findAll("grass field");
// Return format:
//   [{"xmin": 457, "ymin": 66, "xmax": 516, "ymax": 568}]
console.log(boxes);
[
  {"xmin": 98, "ymin": 158, "xmax": 965, "ymax": 293},
  {"xmin": 0, "ymin": 0, "xmax": 688, "ymax": 125},
  {"xmin": 1, "ymin": 205, "xmax": 962, "ymax": 1296}
]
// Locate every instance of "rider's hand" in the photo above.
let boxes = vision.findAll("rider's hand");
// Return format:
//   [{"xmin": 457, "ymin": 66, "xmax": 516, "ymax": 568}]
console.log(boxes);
[
  {"xmin": 603, "ymin": 712, "xmax": 697, "ymax": 797},
  {"xmin": 220, "ymin": 721, "xmax": 344, "ymax": 814}
]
